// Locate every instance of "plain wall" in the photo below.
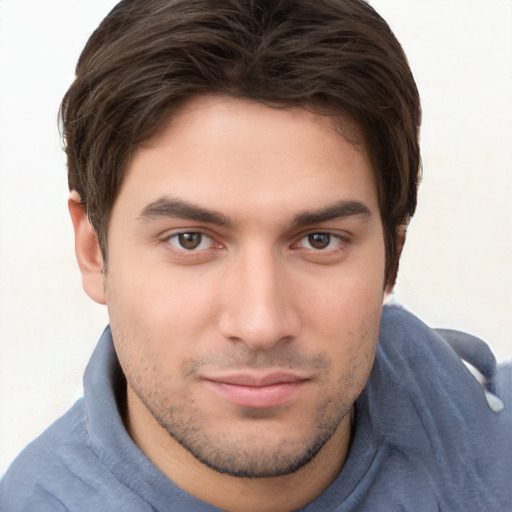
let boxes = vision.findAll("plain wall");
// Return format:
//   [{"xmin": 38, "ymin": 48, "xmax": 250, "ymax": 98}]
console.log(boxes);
[{"xmin": 1, "ymin": 0, "xmax": 511, "ymax": 475}]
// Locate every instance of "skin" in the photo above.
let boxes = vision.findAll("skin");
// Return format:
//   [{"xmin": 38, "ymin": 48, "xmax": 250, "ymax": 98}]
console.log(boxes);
[{"xmin": 70, "ymin": 95, "xmax": 387, "ymax": 512}]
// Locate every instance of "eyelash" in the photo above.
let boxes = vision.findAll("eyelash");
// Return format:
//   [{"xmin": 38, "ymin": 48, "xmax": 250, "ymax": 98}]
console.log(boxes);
[
  {"xmin": 164, "ymin": 231, "xmax": 220, "ymax": 252},
  {"xmin": 162, "ymin": 230, "xmax": 349, "ymax": 255},
  {"xmin": 293, "ymin": 232, "xmax": 346, "ymax": 252}
]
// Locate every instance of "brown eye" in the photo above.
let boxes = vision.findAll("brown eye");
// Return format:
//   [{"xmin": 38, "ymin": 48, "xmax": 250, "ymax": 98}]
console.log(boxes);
[
  {"xmin": 178, "ymin": 233, "xmax": 203, "ymax": 250},
  {"xmin": 165, "ymin": 231, "xmax": 219, "ymax": 256},
  {"xmin": 307, "ymin": 233, "xmax": 331, "ymax": 249}
]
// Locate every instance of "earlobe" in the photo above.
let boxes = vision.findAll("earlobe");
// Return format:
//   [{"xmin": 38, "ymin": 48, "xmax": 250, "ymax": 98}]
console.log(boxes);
[{"xmin": 68, "ymin": 191, "xmax": 107, "ymax": 305}]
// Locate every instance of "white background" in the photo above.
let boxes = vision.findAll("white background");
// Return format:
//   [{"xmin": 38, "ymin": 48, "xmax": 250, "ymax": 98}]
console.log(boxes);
[{"xmin": 1, "ymin": 0, "xmax": 511, "ymax": 475}]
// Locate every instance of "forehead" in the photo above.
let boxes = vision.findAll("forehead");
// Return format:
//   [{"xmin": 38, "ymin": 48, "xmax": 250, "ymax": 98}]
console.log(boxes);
[
  {"xmin": 116, "ymin": 95, "xmax": 377, "ymax": 222},
  {"xmin": 148, "ymin": 95, "xmax": 367, "ymax": 158}
]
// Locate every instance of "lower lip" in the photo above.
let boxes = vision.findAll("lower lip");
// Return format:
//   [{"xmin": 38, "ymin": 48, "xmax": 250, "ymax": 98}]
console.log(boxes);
[{"xmin": 205, "ymin": 380, "xmax": 306, "ymax": 408}]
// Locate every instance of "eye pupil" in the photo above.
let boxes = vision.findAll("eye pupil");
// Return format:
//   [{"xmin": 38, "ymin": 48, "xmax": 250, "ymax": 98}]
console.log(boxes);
[
  {"xmin": 179, "ymin": 233, "xmax": 202, "ymax": 249},
  {"xmin": 308, "ymin": 233, "xmax": 330, "ymax": 249}
]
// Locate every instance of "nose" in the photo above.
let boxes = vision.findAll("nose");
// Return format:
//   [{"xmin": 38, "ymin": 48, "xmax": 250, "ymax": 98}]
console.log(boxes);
[{"xmin": 218, "ymin": 247, "xmax": 300, "ymax": 351}]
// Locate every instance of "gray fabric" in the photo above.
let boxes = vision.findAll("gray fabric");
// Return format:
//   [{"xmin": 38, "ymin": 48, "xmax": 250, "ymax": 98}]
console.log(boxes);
[
  {"xmin": 435, "ymin": 328, "xmax": 498, "ymax": 393},
  {"xmin": 2, "ymin": 305, "xmax": 511, "ymax": 511}
]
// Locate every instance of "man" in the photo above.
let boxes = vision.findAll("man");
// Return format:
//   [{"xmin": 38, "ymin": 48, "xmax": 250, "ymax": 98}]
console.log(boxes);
[{"xmin": 1, "ymin": 0, "xmax": 511, "ymax": 510}]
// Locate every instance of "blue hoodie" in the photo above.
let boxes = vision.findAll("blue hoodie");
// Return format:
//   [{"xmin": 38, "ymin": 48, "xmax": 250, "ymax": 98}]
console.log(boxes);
[{"xmin": 1, "ymin": 305, "xmax": 511, "ymax": 511}]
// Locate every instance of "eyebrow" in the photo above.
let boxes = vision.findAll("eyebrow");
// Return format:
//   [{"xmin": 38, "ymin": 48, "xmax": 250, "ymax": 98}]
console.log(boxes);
[
  {"xmin": 138, "ymin": 197, "xmax": 371, "ymax": 227},
  {"xmin": 138, "ymin": 197, "xmax": 232, "ymax": 226},
  {"xmin": 292, "ymin": 200, "xmax": 372, "ymax": 227}
]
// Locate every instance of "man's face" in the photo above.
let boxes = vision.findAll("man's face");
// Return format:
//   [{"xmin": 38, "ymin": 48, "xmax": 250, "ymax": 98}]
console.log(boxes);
[{"xmin": 103, "ymin": 95, "xmax": 386, "ymax": 478}]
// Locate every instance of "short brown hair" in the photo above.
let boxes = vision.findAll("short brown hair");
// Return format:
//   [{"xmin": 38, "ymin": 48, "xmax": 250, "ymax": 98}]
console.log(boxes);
[{"xmin": 61, "ymin": 0, "xmax": 421, "ymax": 285}]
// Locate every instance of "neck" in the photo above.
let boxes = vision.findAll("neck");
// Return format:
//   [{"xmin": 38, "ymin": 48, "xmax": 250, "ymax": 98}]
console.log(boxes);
[{"xmin": 125, "ymin": 386, "xmax": 353, "ymax": 512}]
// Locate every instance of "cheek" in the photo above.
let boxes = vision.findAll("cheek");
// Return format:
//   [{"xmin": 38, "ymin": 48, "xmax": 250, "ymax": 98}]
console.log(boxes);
[
  {"xmin": 315, "ymin": 292, "xmax": 381, "ymax": 367},
  {"xmin": 302, "ymin": 256, "xmax": 385, "ymax": 332},
  {"xmin": 109, "ymin": 254, "xmax": 208, "ymax": 313},
  {"xmin": 319, "ymin": 296, "xmax": 381, "ymax": 400},
  {"xmin": 104, "ymin": 262, "xmax": 222, "ymax": 364},
  {"xmin": 298, "ymin": 251, "xmax": 384, "ymax": 375}
]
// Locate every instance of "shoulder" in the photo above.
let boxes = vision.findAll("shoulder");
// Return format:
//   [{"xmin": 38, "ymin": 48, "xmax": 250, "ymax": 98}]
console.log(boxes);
[
  {"xmin": 379, "ymin": 303, "xmax": 510, "ymax": 409},
  {"xmin": 0, "ymin": 360, "xmax": 157, "ymax": 511},
  {"xmin": 377, "ymin": 303, "xmax": 511, "ymax": 417},
  {"xmin": 368, "ymin": 304, "xmax": 512, "ymax": 509},
  {"xmin": 0, "ymin": 400, "xmax": 88, "ymax": 511},
  {"xmin": 0, "ymin": 400, "xmax": 147, "ymax": 512}
]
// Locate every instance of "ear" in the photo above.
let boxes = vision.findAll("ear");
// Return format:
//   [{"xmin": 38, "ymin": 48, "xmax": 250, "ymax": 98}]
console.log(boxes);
[
  {"xmin": 68, "ymin": 191, "xmax": 107, "ymax": 305},
  {"xmin": 384, "ymin": 224, "xmax": 408, "ymax": 296}
]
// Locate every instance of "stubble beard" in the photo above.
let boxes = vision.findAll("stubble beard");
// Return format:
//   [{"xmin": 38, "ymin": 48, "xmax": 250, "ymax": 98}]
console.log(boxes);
[
  {"xmin": 114, "ymin": 316, "xmax": 378, "ymax": 480},
  {"xmin": 133, "ymin": 373, "xmax": 357, "ymax": 479}
]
